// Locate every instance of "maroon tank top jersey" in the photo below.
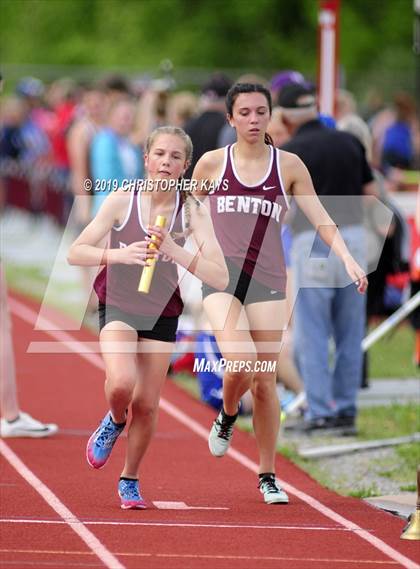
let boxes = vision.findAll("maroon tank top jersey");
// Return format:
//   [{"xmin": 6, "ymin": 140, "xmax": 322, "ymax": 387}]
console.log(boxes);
[
  {"xmin": 209, "ymin": 144, "xmax": 290, "ymax": 291},
  {"xmin": 94, "ymin": 190, "xmax": 185, "ymax": 318}
]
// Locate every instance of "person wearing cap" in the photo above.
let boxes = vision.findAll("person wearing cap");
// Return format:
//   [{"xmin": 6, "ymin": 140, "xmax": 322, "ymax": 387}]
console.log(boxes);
[
  {"xmin": 279, "ymin": 83, "xmax": 377, "ymax": 434},
  {"xmin": 184, "ymin": 73, "xmax": 232, "ymax": 176},
  {"xmin": 269, "ymin": 70, "xmax": 307, "ymax": 102}
]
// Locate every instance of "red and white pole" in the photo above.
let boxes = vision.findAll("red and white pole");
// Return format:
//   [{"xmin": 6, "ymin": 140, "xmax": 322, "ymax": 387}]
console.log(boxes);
[{"xmin": 318, "ymin": 0, "xmax": 340, "ymax": 117}]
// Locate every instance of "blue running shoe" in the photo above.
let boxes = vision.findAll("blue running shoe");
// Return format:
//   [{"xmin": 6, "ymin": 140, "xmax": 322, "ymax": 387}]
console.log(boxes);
[
  {"xmin": 118, "ymin": 478, "xmax": 146, "ymax": 509},
  {"xmin": 86, "ymin": 412, "xmax": 125, "ymax": 469}
]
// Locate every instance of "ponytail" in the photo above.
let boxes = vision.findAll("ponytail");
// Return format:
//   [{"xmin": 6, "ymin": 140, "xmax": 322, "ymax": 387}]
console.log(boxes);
[
  {"xmin": 264, "ymin": 133, "xmax": 274, "ymax": 146},
  {"xmin": 170, "ymin": 190, "xmax": 201, "ymax": 241}
]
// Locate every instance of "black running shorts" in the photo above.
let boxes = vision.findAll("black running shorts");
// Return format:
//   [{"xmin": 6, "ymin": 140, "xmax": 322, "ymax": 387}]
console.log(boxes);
[
  {"xmin": 98, "ymin": 303, "xmax": 178, "ymax": 343},
  {"xmin": 202, "ymin": 258, "xmax": 285, "ymax": 305}
]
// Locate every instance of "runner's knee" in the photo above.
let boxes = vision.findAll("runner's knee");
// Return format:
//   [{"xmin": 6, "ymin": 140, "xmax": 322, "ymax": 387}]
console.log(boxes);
[{"xmin": 251, "ymin": 372, "xmax": 277, "ymax": 400}]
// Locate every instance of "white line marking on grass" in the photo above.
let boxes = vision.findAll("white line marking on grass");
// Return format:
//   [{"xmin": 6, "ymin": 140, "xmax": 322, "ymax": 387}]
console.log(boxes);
[
  {"xmin": 0, "ymin": 443, "xmax": 125, "ymax": 569},
  {"xmin": 10, "ymin": 297, "xmax": 420, "ymax": 569}
]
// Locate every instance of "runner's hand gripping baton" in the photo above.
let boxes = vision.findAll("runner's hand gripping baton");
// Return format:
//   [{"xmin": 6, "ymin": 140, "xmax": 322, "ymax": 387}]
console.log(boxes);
[{"xmin": 138, "ymin": 215, "xmax": 167, "ymax": 294}]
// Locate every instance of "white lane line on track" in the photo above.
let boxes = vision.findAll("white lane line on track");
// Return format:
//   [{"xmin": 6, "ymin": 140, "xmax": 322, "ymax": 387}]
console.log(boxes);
[
  {"xmin": 0, "ymin": 548, "xmax": 401, "ymax": 565},
  {"xmin": 9, "ymin": 297, "xmax": 420, "ymax": 569},
  {"xmin": 0, "ymin": 518, "xmax": 362, "ymax": 531},
  {"xmin": 0, "ymin": 443, "xmax": 124, "ymax": 569},
  {"xmin": 152, "ymin": 501, "xmax": 228, "ymax": 510}
]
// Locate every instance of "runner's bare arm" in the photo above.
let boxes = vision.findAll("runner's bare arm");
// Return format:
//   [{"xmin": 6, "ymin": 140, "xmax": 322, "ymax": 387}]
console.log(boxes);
[
  {"xmin": 67, "ymin": 190, "xmax": 154, "ymax": 267},
  {"xmin": 284, "ymin": 152, "xmax": 368, "ymax": 293},
  {"xmin": 147, "ymin": 198, "xmax": 228, "ymax": 290}
]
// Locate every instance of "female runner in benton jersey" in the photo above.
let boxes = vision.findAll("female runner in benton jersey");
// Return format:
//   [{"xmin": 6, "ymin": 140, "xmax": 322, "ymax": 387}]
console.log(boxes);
[
  {"xmin": 192, "ymin": 83, "xmax": 367, "ymax": 505},
  {"xmin": 68, "ymin": 126, "xmax": 228, "ymax": 509}
]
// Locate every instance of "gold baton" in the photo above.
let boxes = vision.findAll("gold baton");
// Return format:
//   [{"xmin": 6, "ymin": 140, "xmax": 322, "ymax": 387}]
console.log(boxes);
[{"xmin": 138, "ymin": 215, "xmax": 167, "ymax": 294}]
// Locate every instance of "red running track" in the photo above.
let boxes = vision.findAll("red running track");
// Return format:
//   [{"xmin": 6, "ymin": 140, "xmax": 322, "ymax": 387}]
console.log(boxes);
[{"xmin": 1, "ymin": 292, "xmax": 419, "ymax": 569}]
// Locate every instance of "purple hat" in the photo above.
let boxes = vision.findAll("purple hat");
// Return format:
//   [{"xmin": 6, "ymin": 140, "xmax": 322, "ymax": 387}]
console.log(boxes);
[{"xmin": 270, "ymin": 70, "xmax": 307, "ymax": 93}]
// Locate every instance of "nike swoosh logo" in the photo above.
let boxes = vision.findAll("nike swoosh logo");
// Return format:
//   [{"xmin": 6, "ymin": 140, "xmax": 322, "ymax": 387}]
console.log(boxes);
[
  {"xmin": 270, "ymin": 290, "xmax": 278, "ymax": 294},
  {"xmin": 263, "ymin": 185, "xmax": 276, "ymax": 191}
]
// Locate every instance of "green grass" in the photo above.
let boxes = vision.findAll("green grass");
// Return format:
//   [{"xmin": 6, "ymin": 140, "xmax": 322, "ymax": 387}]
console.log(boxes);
[
  {"xmin": 357, "ymin": 403, "xmax": 420, "ymax": 440},
  {"xmin": 402, "ymin": 170, "xmax": 420, "ymax": 184},
  {"xmin": 172, "ymin": 373, "xmax": 200, "ymax": 399},
  {"xmin": 5, "ymin": 264, "xmax": 48, "ymax": 298},
  {"xmin": 375, "ymin": 443, "xmax": 420, "ymax": 489},
  {"xmin": 5, "ymin": 263, "xmax": 84, "ymax": 321},
  {"xmin": 278, "ymin": 404, "xmax": 420, "ymax": 498},
  {"xmin": 396, "ymin": 444, "xmax": 420, "ymax": 477},
  {"xmin": 368, "ymin": 324, "xmax": 418, "ymax": 378},
  {"xmin": 348, "ymin": 486, "xmax": 381, "ymax": 499},
  {"xmin": 399, "ymin": 484, "xmax": 417, "ymax": 492}
]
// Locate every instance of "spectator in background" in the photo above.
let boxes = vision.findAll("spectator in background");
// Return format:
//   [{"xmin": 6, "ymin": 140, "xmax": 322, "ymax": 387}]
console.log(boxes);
[
  {"xmin": 0, "ymin": 96, "xmax": 27, "ymax": 160},
  {"xmin": 267, "ymin": 108, "xmax": 305, "ymax": 410},
  {"xmin": 90, "ymin": 97, "xmax": 143, "ymax": 216},
  {"xmin": 279, "ymin": 83, "xmax": 377, "ymax": 434},
  {"xmin": 337, "ymin": 113, "xmax": 409, "ymax": 387},
  {"xmin": 185, "ymin": 72, "xmax": 232, "ymax": 176},
  {"xmin": 131, "ymin": 83, "xmax": 171, "ymax": 148},
  {"xmin": 267, "ymin": 107, "xmax": 290, "ymax": 148},
  {"xmin": 14, "ymin": 77, "xmax": 50, "ymax": 164},
  {"xmin": 67, "ymin": 83, "xmax": 106, "ymax": 228},
  {"xmin": 15, "ymin": 77, "xmax": 50, "ymax": 133},
  {"xmin": 45, "ymin": 78, "xmax": 77, "ymax": 179},
  {"xmin": 335, "ymin": 89, "xmax": 357, "ymax": 121},
  {"xmin": 270, "ymin": 70, "xmax": 307, "ymax": 104},
  {"xmin": 361, "ymin": 88, "xmax": 387, "ymax": 123},
  {"xmin": 381, "ymin": 92, "xmax": 418, "ymax": 172},
  {"xmin": 67, "ymin": 83, "xmax": 107, "ymax": 313},
  {"xmin": 44, "ymin": 78, "xmax": 78, "ymax": 222},
  {"xmin": 4, "ymin": 77, "xmax": 51, "ymax": 216},
  {"xmin": 338, "ymin": 113, "xmax": 410, "ymax": 312},
  {"xmin": 337, "ymin": 114, "xmax": 373, "ymax": 162},
  {"xmin": 0, "ymin": 261, "xmax": 58, "ymax": 438},
  {"xmin": 166, "ymin": 91, "xmax": 198, "ymax": 129},
  {"xmin": 100, "ymin": 74, "xmax": 132, "ymax": 109}
]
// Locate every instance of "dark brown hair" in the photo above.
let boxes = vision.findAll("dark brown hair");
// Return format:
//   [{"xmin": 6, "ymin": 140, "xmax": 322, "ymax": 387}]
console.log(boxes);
[{"xmin": 226, "ymin": 83, "xmax": 273, "ymax": 145}]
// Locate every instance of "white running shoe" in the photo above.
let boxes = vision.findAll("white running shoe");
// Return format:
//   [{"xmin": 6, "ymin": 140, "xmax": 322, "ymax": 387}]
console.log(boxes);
[
  {"xmin": 259, "ymin": 476, "xmax": 289, "ymax": 504},
  {"xmin": 0, "ymin": 412, "xmax": 58, "ymax": 438},
  {"xmin": 208, "ymin": 410, "xmax": 236, "ymax": 457}
]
